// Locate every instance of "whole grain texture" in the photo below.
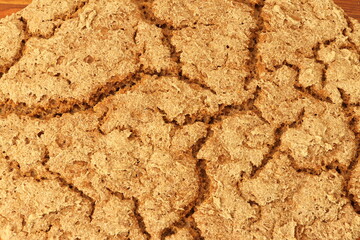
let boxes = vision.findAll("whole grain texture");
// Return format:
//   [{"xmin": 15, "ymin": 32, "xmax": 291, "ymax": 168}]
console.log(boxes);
[{"xmin": 0, "ymin": 0, "xmax": 359, "ymax": 239}]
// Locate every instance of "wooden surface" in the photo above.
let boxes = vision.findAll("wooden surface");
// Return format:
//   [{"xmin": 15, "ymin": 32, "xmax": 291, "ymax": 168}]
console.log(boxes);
[
  {"xmin": 336, "ymin": 0, "xmax": 360, "ymax": 20},
  {"xmin": 0, "ymin": 0, "xmax": 359, "ymax": 20},
  {"xmin": 0, "ymin": 0, "xmax": 31, "ymax": 18}
]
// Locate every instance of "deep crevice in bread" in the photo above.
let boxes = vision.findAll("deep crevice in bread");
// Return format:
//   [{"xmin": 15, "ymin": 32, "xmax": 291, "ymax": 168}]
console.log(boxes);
[
  {"xmin": 0, "ymin": 1, "xmax": 90, "ymax": 78},
  {"xmin": 160, "ymin": 128, "xmax": 212, "ymax": 240},
  {"xmin": 37, "ymin": 150, "xmax": 98, "ymax": 225},
  {"xmin": 133, "ymin": 197, "xmax": 152, "ymax": 240},
  {"xmin": 338, "ymin": 88, "xmax": 360, "ymax": 214},
  {"xmin": 1, "ymin": 0, "xmax": 360, "ymax": 238},
  {"xmin": 242, "ymin": 0, "xmax": 265, "ymax": 90},
  {"xmin": 0, "ymin": 73, "xmax": 141, "ymax": 119},
  {"xmin": 249, "ymin": 123, "xmax": 286, "ymax": 178}
]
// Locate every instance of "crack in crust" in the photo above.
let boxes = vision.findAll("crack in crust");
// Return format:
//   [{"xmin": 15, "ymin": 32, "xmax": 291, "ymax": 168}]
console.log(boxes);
[
  {"xmin": 106, "ymin": 186, "xmax": 154, "ymax": 234},
  {"xmin": 39, "ymin": 150, "xmax": 152, "ymax": 239},
  {"xmin": 0, "ymin": 0, "xmax": 219, "ymax": 121},
  {"xmin": 0, "ymin": 73, "xmax": 141, "ymax": 119},
  {"xmin": 249, "ymin": 124, "xmax": 286, "ymax": 178},
  {"xmin": 338, "ymin": 88, "xmax": 360, "ymax": 214},
  {"xmin": 158, "ymin": 86, "xmax": 261, "ymax": 127},
  {"xmin": 312, "ymin": 39, "xmax": 335, "ymax": 87},
  {"xmin": 24, "ymin": 0, "xmax": 90, "ymax": 39},
  {"xmin": 160, "ymin": 128, "xmax": 212, "ymax": 240},
  {"xmin": 0, "ymin": 18, "xmax": 26, "ymax": 75},
  {"xmin": 2, "ymin": 1, "xmax": 270, "ymax": 236},
  {"xmin": 131, "ymin": 0, "xmax": 219, "ymax": 94},
  {"xmin": 272, "ymin": 61, "xmax": 334, "ymax": 104},
  {"xmin": 25, "ymin": 149, "xmax": 152, "ymax": 239},
  {"xmin": 242, "ymin": 0, "xmax": 265, "ymax": 90},
  {"xmin": 138, "ymin": 7, "xmax": 229, "ymax": 97},
  {"xmin": 39, "ymin": 147, "xmax": 96, "ymax": 221},
  {"xmin": 1, "ymin": 0, "xmax": 360, "ymax": 238},
  {"xmin": 133, "ymin": 197, "xmax": 152, "ymax": 240},
  {"xmin": 0, "ymin": 1, "xmax": 90, "ymax": 78},
  {"xmin": 343, "ymin": 15, "xmax": 360, "ymax": 58},
  {"xmin": 271, "ymin": 60, "xmax": 333, "ymax": 104},
  {"xmin": 287, "ymin": 154, "xmax": 345, "ymax": 176},
  {"xmin": 41, "ymin": 0, "xmax": 90, "ymax": 38},
  {"xmin": 131, "ymin": 0, "xmax": 181, "ymax": 70}
]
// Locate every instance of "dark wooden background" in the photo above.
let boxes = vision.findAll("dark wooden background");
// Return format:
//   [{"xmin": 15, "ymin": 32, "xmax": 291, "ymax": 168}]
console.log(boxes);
[
  {"xmin": 335, "ymin": 0, "xmax": 360, "ymax": 20},
  {"xmin": 0, "ymin": 0, "xmax": 359, "ymax": 21},
  {"xmin": 0, "ymin": 0, "xmax": 30, "ymax": 18}
]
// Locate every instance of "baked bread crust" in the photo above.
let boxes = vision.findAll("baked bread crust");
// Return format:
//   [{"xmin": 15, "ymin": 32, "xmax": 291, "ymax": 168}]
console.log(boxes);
[{"xmin": 0, "ymin": 0, "xmax": 359, "ymax": 239}]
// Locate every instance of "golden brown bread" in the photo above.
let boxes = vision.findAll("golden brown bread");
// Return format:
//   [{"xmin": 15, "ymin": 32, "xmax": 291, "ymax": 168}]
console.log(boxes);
[{"xmin": 0, "ymin": 0, "xmax": 359, "ymax": 239}]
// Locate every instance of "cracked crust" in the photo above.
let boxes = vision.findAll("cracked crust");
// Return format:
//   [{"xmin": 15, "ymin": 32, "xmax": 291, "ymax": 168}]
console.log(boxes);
[
  {"xmin": 0, "ymin": 16, "xmax": 24, "ymax": 73},
  {"xmin": 0, "ymin": 0, "xmax": 360, "ymax": 239}
]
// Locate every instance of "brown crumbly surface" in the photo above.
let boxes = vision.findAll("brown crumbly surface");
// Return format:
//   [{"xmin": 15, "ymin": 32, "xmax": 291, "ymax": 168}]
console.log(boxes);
[{"xmin": 0, "ymin": 0, "xmax": 359, "ymax": 239}]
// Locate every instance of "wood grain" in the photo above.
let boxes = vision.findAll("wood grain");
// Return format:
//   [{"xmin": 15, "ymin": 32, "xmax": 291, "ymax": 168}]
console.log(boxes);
[
  {"xmin": 0, "ymin": 0, "xmax": 29, "ymax": 18},
  {"xmin": 0, "ymin": 0, "xmax": 359, "ymax": 20},
  {"xmin": 0, "ymin": 4, "xmax": 27, "ymax": 18},
  {"xmin": 335, "ymin": 0, "xmax": 360, "ymax": 20},
  {"xmin": 0, "ymin": 0, "xmax": 31, "ymax": 4}
]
